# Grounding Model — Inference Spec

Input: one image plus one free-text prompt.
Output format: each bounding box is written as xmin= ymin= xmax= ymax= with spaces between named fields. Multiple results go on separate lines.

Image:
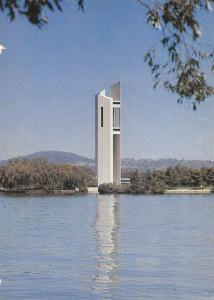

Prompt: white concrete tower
xmin=95 ymin=82 xmax=121 ymax=186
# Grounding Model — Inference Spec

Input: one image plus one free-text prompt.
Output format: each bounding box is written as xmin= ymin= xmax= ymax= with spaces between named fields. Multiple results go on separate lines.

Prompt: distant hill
xmin=0 ymin=151 xmax=94 ymax=168
xmin=1 ymin=151 xmax=214 ymax=171
xmin=122 ymin=158 xmax=214 ymax=170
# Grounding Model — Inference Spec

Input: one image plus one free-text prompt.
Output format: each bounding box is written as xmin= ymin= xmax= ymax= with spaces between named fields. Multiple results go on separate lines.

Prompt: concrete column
xmin=113 ymin=134 xmax=121 ymax=184
xmin=95 ymin=82 xmax=121 ymax=186
xmin=95 ymin=91 xmax=113 ymax=186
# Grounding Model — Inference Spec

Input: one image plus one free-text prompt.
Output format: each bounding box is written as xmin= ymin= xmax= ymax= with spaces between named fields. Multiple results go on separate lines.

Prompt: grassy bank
xmin=165 ymin=187 xmax=213 ymax=194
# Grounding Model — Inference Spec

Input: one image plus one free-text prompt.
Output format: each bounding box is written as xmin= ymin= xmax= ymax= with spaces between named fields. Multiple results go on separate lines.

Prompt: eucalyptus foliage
xmin=141 ymin=0 xmax=214 ymax=108
xmin=0 ymin=0 xmax=84 ymax=26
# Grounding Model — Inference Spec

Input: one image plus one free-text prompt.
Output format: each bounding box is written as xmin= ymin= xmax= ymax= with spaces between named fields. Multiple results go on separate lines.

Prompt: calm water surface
xmin=0 ymin=194 xmax=214 ymax=299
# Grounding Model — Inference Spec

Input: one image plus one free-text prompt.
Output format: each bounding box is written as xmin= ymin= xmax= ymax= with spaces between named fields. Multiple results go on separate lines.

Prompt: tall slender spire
xmin=95 ymin=82 xmax=121 ymax=186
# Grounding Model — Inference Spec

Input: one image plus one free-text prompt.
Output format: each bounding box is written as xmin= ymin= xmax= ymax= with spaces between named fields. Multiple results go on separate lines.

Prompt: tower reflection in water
xmin=92 ymin=194 xmax=121 ymax=295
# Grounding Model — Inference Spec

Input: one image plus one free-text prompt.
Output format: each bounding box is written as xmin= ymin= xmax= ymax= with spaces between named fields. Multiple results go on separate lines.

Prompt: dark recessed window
xmin=101 ymin=107 xmax=103 ymax=127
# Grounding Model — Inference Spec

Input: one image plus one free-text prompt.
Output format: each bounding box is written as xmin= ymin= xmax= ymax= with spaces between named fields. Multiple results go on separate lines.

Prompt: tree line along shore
xmin=0 ymin=158 xmax=214 ymax=195
xmin=99 ymin=167 xmax=214 ymax=194
xmin=0 ymin=158 xmax=94 ymax=194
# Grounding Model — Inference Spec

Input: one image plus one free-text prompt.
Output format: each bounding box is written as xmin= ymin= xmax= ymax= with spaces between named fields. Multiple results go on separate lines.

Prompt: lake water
xmin=0 ymin=194 xmax=214 ymax=299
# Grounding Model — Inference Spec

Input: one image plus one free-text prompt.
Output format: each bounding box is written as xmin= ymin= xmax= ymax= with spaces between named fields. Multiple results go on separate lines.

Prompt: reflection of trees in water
xmin=92 ymin=194 xmax=121 ymax=295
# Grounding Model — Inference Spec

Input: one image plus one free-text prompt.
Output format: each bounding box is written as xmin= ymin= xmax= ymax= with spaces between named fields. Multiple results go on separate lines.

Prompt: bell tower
xmin=95 ymin=82 xmax=121 ymax=186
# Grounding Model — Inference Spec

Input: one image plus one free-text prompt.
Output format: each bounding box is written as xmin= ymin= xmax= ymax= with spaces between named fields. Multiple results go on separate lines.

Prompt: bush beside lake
xmin=100 ymin=165 xmax=214 ymax=194
xmin=98 ymin=182 xmax=165 ymax=195
xmin=0 ymin=158 xmax=95 ymax=193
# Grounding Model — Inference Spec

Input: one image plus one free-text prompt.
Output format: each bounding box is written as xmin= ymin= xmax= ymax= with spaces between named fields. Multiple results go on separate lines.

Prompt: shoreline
xmin=165 ymin=188 xmax=213 ymax=194
xmin=97 ymin=187 xmax=213 ymax=195
xmin=0 ymin=189 xmax=81 ymax=196
xmin=0 ymin=187 xmax=213 ymax=196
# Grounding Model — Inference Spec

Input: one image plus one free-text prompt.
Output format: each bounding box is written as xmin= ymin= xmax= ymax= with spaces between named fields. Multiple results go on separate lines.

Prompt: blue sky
xmin=0 ymin=0 xmax=214 ymax=160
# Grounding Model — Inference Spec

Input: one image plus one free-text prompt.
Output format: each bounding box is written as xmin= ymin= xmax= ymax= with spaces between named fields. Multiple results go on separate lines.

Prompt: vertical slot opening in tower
xmin=101 ymin=107 xmax=103 ymax=127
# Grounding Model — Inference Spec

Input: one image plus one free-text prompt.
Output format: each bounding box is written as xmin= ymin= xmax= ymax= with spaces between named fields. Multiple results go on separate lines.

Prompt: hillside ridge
xmin=1 ymin=151 xmax=214 ymax=170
